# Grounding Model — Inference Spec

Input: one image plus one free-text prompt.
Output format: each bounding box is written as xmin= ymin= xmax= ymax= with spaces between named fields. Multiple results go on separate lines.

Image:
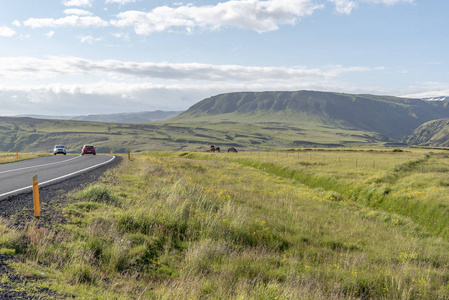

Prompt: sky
xmin=0 ymin=0 xmax=448 ymax=116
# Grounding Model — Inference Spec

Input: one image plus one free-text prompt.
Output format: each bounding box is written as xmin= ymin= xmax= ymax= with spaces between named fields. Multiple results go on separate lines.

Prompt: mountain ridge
xmin=173 ymin=90 xmax=449 ymax=140
xmin=16 ymin=110 xmax=183 ymax=123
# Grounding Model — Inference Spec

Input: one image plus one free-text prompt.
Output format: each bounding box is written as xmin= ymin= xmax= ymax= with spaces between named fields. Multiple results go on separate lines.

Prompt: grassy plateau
xmin=2 ymin=148 xmax=449 ymax=299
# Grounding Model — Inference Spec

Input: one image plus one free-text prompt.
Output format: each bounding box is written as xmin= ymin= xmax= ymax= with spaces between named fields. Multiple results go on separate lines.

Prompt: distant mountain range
xmin=16 ymin=110 xmax=183 ymax=123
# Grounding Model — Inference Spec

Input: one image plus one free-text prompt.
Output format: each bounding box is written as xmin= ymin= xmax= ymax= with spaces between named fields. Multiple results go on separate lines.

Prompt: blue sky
xmin=0 ymin=0 xmax=447 ymax=116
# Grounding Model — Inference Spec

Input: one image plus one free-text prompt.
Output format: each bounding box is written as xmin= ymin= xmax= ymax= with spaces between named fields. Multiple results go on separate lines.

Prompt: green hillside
xmin=173 ymin=90 xmax=449 ymax=139
xmin=2 ymin=90 xmax=449 ymax=152
xmin=405 ymin=118 xmax=449 ymax=147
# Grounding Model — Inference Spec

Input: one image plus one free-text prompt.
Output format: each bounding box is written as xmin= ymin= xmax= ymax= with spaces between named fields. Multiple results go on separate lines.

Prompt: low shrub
xmin=75 ymin=185 xmax=119 ymax=205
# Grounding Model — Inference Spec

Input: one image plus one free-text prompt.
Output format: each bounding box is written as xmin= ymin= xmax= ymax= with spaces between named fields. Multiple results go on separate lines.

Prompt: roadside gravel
xmin=0 ymin=155 xmax=122 ymax=299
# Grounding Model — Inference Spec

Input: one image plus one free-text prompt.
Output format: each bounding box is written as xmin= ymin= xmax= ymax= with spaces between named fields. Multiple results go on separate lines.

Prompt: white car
xmin=53 ymin=145 xmax=67 ymax=155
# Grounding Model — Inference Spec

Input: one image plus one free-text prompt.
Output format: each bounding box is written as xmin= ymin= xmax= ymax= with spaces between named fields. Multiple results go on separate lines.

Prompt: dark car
xmin=81 ymin=145 xmax=96 ymax=155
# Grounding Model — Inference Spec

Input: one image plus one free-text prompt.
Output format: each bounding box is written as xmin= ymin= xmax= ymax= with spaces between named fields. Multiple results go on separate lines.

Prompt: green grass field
xmin=0 ymin=116 xmax=389 ymax=153
xmin=0 ymin=152 xmax=48 ymax=164
xmin=2 ymin=148 xmax=449 ymax=298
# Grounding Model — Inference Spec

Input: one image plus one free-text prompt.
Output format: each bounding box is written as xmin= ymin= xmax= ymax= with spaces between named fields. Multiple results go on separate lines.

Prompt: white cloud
xmin=402 ymin=82 xmax=449 ymax=98
xmin=108 ymin=0 xmax=415 ymax=34
xmin=329 ymin=0 xmax=413 ymax=14
xmin=79 ymin=35 xmax=102 ymax=43
xmin=403 ymin=91 xmax=449 ymax=99
xmin=0 ymin=81 xmax=327 ymax=115
xmin=0 ymin=56 xmax=381 ymax=83
xmin=329 ymin=0 xmax=358 ymax=14
xmin=64 ymin=0 xmax=93 ymax=7
xmin=64 ymin=9 xmax=93 ymax=16
xmin=12 ymin=20 xmax=21 ymax=27
xmin=0 ymin=26 xmax=16 ymax=37
xmin=17 ymin=0 xmax=415 ymax=34
xmin=1 ymin=55 xmax=443 ymax=116
xmin=0 ymin=83 xmax=209 ymax=115
xmin=2 ymin=78 xmax=445 ymax=116
xmin=45 ymin=31 xmax=55 ymax=38
xmin=23 ymin=16 xmax=108 ymax=28
xmin=362 ymin=0 xmax=413 ymax=5
xmin=111 ymin=0 xmax=324 ymax=34
xmin=111 ymin=32 xmax=129 ymax=39
xmin=105 ymin=0 xmax=137 ymax=4
xmin=0 ymin=55 xmax=396 ymax=115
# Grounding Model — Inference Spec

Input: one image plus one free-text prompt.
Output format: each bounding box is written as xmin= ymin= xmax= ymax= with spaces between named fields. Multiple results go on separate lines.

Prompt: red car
xmin=81 ymin=145 xmax=96 ymax=155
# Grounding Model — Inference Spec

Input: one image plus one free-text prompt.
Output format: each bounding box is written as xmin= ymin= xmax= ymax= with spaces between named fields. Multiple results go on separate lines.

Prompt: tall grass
xmin=2 ymin=150 xmax=449 ymax=298
xmin=178 ymin=149 xmax=449 ymax=239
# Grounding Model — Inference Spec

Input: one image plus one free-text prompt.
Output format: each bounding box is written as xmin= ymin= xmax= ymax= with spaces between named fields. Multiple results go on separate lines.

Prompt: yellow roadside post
xmin=109 ymin=150 xmax=112 ymax=155
xmin=16 ymin=151 xmax=18 ymax=159
xmin=32 ymin=174 xmax=40 ymax=217
xmin=128 ymin=151 xmax=131 ymax=160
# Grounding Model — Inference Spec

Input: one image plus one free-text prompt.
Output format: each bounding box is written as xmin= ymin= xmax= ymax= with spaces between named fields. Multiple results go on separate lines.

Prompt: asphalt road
xmin=0 ymin=154 xmax=115 ymax=200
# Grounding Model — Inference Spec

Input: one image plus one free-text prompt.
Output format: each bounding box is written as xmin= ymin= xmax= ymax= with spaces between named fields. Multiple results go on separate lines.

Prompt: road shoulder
xmin=0 ymin=156 xmax=122 ymax=299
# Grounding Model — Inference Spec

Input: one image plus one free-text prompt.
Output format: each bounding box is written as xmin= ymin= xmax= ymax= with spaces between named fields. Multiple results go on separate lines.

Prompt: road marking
xmin=0 ymin=156 xmax=115 ymax=200
xmin=0 ymin=155 xmax=81 ymax=175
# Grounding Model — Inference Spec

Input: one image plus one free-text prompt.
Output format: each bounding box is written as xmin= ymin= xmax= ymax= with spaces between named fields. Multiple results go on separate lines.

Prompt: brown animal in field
xmin=215 ymin=147 xmax=220 ymax=153
xmin=228 ymin=147 xmax=237 ymax=153
xmin=210 ymin=145 xmax=216 ymax=152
